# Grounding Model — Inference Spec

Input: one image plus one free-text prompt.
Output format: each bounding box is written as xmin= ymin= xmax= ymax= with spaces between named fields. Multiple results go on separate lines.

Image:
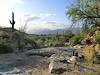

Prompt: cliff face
xmin=0 ymin=27 xmax=37 ymax=53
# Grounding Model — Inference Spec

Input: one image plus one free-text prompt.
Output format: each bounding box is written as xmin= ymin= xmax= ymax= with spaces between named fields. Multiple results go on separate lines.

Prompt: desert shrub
xmin=94 ymin=54 xmax=100 ymax=64
xmin=36 ymin=39 xmax=45 ymax=48
xmin=65 ymin=36 xmax=72 ymax=42
xmin=85 ymin=71 xmax=95 ymax=75
xmin=93 ymin=31 xmax=100 ymax=53
xmin=0 ymin=43 xmax=13 ymax=53
xmin=83 ymin=45 xmax=96 ymax=66
xmin=93 ymin=31 xmax=100 ymax=44
xmin=69 ymin=35 xmax=82 ymax=46
xmin=95 ymin=44 xmax=100 ymax=53
xmin=33 ymin=35 xmax=40 ymax=41
xmin=25 ymin=38 xmax=38 ymax=49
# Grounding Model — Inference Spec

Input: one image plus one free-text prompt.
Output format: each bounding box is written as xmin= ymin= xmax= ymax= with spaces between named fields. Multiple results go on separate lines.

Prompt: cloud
xmin=21 ymin=14 xmax=41 ymax=24
xmin=39 ymin=13 xmax=56 ymax=19
xmin=43 ymin=21 xmax=68 ymax=29
xmin=24 ymin=13 xmax=56 ymax=19
xmin=44 ymin=13 xmax=56 ymax=17
xmin=26 ymin=20 xmax=70 ymax=33
xmin=0 ymin=3 xmax=11 ymax=27
xmin=19 ymin=13 xmax=56 ymax=27
xmin=12 ymin=0 xmax=24 ymax=4
xmin=46 ymin=21 xmax=57 ymax=25
xmin=25 ymin=16 xmax=41 ymax=22
xmin=15 ymin=14 xmax=42 ymax=30
xmin=6 ymin=0 xmax=25 ymax=5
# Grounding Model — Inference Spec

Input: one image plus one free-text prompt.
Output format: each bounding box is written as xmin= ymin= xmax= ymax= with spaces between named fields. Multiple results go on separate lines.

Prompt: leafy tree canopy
xmin=67 ymin=0 xmax=100 ymax=31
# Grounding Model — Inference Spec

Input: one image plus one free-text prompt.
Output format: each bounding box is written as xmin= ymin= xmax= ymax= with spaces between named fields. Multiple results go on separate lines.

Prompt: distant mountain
xmin=30 ymin=27 xmax=81 ymax=35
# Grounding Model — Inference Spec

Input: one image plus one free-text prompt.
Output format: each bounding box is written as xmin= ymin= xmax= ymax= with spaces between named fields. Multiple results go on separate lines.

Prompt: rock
xmin=0 ymin=67 xmax=24 ymax=75
xmin=7 ymin=67 xmax=21 ymax=74
xmin=0 ymin=68 xmax=35 ymax=75
xmin=24 ymin=43 xmax=33 ymax=50
xmin=73 ymin=45 xmax=83 ymax=49
xmin=0 ymin=31 xmax=9 ymax=38
xmin=25 ymin=69 xmax=33 ymax=75
xmin=49 ymin=60 xmax=67 ymax=74
xmin=49 ymin=52 xmax=69 ymax=75
xmin=25 ymin=49 xmax=55 ymax=57
xmin=64 ymin=42 xmax=70 ymax=46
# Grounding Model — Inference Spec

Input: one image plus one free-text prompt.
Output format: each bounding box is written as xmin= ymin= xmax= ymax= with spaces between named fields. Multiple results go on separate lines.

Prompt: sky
xmin=0 ymin=0 xmax=74 ymax=33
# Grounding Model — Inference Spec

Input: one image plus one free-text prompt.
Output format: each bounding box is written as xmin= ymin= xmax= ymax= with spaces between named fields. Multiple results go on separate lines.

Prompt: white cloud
xmin=39 ymin=13 xmax=56 ymax=19
xmin=4 ymin=0 xmax=25 ymax=5
xmin=26 ymin=20 xmax=70 ymax=33
xmin=16 ymin=13 xmax=56 ymax=27
xmin=11 ymin=0 xmax=24 ymax=4
xmin=22 ymin=13 xmax=56 ymax=21
xmin=24 ymin=15 xmax=41 ymax=21
xmin=14 ymin=14 xmax=41 ymax=32
xmin=0 ymin=3 xmax=12 ymax=27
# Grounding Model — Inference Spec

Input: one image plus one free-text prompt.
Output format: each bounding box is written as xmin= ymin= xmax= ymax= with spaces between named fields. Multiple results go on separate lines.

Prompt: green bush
xmin=93 ymin=31 xmax=100 ymax=44
xmin=69 ymin=35 xmax=82 ymax=46
xmin=0 ymin=44 xmax=13 ymax=53
xmin=86 ymin=71 xmax=95 ymax=75
xmin=94 ymin=54 xmax=100 ymax=64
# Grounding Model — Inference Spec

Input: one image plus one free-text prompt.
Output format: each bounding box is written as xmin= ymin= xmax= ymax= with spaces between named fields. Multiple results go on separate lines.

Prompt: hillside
xmin=0 ymin=27 xmax=37 ymax=53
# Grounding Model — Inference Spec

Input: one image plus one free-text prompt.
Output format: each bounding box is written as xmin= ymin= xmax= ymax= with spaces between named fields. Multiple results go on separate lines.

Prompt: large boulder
xmin=49 ymin=52 xmax=69 ymax=75
xmin=49 ymin=60 xmax=67 ymax=74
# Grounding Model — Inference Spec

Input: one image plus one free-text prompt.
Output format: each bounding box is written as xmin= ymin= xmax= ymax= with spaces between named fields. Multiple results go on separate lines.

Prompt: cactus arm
xmin=9 ymin=20 xmax=12 ymax=24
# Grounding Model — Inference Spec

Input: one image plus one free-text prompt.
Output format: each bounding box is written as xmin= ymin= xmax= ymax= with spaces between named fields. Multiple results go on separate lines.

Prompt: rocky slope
xmin=0 ymin=27 xmax=37 ymax=53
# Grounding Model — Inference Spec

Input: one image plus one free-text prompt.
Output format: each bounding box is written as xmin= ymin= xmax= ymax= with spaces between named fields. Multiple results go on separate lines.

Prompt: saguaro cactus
xmin=9 ymin=12 xmax=15 ymax=32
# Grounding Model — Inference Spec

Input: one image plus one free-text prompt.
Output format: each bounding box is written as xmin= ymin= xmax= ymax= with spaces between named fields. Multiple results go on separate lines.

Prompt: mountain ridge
xmin=29 ymin=27 xmax=81 ymax=35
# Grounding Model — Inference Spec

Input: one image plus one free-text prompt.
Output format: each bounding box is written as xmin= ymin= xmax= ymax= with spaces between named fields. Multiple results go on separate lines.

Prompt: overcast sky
xmin=0 ymin=0 xmax=74 ymax=33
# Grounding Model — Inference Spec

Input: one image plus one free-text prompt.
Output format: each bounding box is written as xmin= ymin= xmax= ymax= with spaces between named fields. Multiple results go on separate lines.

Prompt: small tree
xmin=66 ymin=0 xmax=100 ymax=32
